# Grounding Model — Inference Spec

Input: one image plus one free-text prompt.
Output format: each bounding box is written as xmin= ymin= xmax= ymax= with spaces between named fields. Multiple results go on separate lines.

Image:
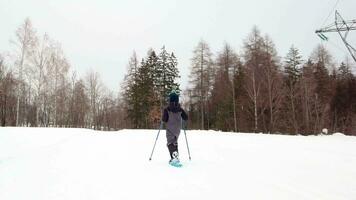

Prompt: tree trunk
xmin=290 ymin=89 xmax=298 ymax=134
xmin=200 ymin=47 xmax=204 ymax=130
xmin=253 ymin=71 xmax=258 ymax=132
xmin=16 ymin=46 xmax=26 ymax=126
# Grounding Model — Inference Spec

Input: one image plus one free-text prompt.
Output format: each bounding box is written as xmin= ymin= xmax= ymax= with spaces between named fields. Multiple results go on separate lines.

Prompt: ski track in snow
xmin=1 ymin=127 xmax=356 ymax=200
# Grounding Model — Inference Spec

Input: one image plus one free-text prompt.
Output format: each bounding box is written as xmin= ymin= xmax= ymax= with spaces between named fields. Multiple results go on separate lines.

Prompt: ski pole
xmin=183 ymin=121 xmax=191 ymax=160
xmin=149 ymin=121 xmax=163 ymax=161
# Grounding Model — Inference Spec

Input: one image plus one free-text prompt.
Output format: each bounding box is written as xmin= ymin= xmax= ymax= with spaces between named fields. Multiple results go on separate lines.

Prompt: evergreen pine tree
xmin=285 ymin=45 xmax=302 ymax=86
xmin=283 ymin=45 xmax=303 ymax=134
xmin=156 ymin=46 xmax=180 ymax=108
xmin=137 ymin=51 xmax=157 ymax=128
xmin=166 ymin=52 xmax=180 ymax=95
xmin=123 ymin=52 xmax=141 ymax=128
xmin=331 ymin=61 xmax=356 ymax=133
xmin=338 ymin=62 xmax=352 ymax=80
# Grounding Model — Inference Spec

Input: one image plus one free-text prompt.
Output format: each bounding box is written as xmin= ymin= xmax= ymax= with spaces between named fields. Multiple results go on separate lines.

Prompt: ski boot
xmin=169 ymin=151 xmax=182 ymax=167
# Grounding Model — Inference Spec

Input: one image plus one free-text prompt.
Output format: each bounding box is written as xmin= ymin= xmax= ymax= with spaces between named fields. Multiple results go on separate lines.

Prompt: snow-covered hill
xmin=1 ymin=127 xmax=356 ymax=200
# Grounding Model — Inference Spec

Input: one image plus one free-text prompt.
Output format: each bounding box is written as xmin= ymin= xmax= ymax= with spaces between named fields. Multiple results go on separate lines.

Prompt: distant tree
xmin=311 ymin=45 xmax=333 ymax=133
xmin=211 ymin=43 xmax=240 ymax=131
xmin=68 ymin=71 xmax=77 ymax=127
xmin=166 ymin=52 xmax=180 ymax=93
xmin=156 ymin=46 xmax=180 ymax=109
xmin=311 ymin=44 xmax=333 ymax=72
xmin=137 ymin=51 xmax=158 ymax=128
xmin=122 ymin=51 xmax=139 ymax=92
xmin=189 ymin=39 xmax=214 ymax=129
xmin=116 ymin=97 xmax=129 ymax=129
xmin=243 ymin=26 xmax=265 ymax=132
xmin=0 ymin=56 xmax=17 ymax=126
xmin=122 ymin=51 xmax=139 ymax=128
xmin=299 ymin=59 xmax=316 ymax=134
xmin=331 ymin=61 xmax=356 ymax=134
xmin=285 ymin=45 xmax=302 ymax=83
xmin=260 ymin=35 xmax=283 ymax=133
xmin=85 ymin=69 xmax=102 ymax=129
xmin=30 ymin=33 xmax=51 ymax=126
xmin=233 ymin=64 xmax=247 ymax=132
xmin=97 ymin=87 xmax=116 ymax=130
xmin=296 ymin=45 xmax=334 ymax=135
xmin=12 ymin=18 xmax=37 ymax=126
xmin=125 ymin=50 xmax=158 ymax=128
xmin=283 ymin=45 xmax=303 ymax=134
xmin=337 ymin=62 xmax=353 ymax=80
xmin=71 ymin=78 xmax=88 ymax=127
xmin=45 ymin=43 xmax=70 ymax=127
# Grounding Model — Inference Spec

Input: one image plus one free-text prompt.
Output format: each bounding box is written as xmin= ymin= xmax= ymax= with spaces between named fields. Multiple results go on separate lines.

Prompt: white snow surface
xmin=1 ymin=127 xmax=356 ymax=200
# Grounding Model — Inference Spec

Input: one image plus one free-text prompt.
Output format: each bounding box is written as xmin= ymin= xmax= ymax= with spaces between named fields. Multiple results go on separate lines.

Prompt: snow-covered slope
xmin=1 ymin=127 xmax=356 ymax=200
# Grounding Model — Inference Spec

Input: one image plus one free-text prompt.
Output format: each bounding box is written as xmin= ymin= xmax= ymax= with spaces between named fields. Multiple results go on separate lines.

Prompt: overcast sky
xmin=0 ymin=0 xmax=355 ymax=91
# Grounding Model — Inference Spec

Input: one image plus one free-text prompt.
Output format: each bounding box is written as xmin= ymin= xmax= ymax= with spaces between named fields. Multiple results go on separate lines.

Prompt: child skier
xmin=162 ymin=90 xmax=188 ymax=167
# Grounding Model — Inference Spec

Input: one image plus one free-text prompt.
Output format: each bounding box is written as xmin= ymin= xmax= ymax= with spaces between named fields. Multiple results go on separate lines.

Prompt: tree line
xmin=1 ymin=19 xmax=356 ymax=135
xmin=0 ymin=18 xmax=126 ymax=130
xmin=184 ymin=27 xmax=356 ymax=135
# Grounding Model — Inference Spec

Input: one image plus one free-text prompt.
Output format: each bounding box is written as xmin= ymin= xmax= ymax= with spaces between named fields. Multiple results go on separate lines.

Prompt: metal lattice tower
xmin=315 ymin=11 xmax=356 ymax=63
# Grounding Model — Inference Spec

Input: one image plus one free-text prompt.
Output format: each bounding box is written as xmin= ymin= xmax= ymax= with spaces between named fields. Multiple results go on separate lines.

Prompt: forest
xmin=1 ymin=18 xmax=356 ymax=135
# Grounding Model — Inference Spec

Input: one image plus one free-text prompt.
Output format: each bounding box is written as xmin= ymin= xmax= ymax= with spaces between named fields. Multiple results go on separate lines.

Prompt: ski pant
xmin=166 ymin=129 xmax=180 ymax=146
xmin=166 ymin=130 xmax=180 ymax=158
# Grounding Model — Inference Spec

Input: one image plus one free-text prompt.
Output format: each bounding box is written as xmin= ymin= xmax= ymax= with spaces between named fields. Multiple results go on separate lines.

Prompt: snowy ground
xmin=1 ymin=128 xmax=356 ymax=200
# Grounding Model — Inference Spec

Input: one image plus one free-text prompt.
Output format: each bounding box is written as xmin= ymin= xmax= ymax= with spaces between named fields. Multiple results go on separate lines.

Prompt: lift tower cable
xmin=315 ymin=11 xmax=356 ymax=64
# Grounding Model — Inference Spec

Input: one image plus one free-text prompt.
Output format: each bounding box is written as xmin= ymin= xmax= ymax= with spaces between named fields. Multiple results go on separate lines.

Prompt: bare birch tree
xmin=30 ymin=33 xmax=52 ymax=126
xmin=12 ymin=18 xmax=37 ymax=126
xmin=243 ymin=27 xmax=265 ymax=132
xmin=261 ymin=35 xmax=283 ymax=133
xmin=86 ymin=69 xmax=102 ymax=129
